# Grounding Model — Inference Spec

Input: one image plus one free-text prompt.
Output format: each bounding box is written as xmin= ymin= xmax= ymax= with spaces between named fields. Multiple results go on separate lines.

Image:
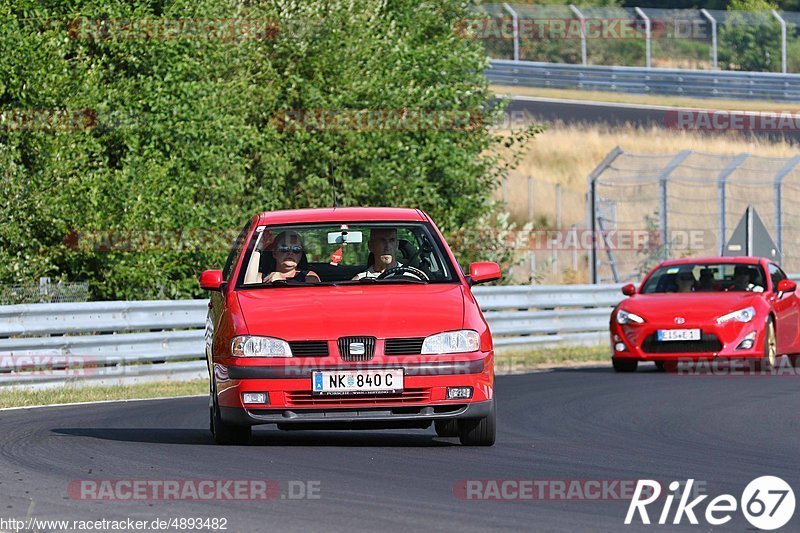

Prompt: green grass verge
xmin=0 ymin=379 xmax=207 ymax=409
xmin=495 ymin=344 xmax=609 ymax=373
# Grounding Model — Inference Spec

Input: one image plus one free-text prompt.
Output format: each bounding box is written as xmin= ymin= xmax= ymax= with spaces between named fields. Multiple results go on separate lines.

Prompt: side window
xmin=769 ymin=264 xmax=787 ymax=291
xmin=222 ymin=220 xmax=251 ymax=281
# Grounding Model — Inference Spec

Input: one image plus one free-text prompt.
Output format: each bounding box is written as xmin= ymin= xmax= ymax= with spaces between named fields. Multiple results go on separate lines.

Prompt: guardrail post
xmin=700 ymin=9 xmax=718 ymax=70
xmin=502 ymin=3 xmax=520 ymax=62
xmin=635 ymin=7 xmax=651 ymax=68
xmin=773 ymin=155 xmax=800 ymax=254
xmin=657 ymin=150 xmax=693 ymax=259
xmin=569 ymin=4 xmax=587 ymax=66
xmin=586 ymin=146 xmax=624 ymax=284
xmin=772 ymin=10 xmax=787 ymax=74
xmin=716 ymin=153 xmax=749 ymax=255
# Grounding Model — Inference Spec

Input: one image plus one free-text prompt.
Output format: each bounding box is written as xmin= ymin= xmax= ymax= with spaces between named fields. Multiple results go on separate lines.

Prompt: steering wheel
xmin=376 ymin=265 xmax=430 ymax=281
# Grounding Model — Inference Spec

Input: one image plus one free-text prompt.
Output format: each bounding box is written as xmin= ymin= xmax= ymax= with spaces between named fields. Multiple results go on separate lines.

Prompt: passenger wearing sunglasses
xmin=244 ymin=230 xmax=320 ymax=284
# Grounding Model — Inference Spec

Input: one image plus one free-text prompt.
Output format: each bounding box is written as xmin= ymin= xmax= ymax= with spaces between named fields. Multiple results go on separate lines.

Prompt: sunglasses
xmin=276 ymin=244 xmax=303 ymax=253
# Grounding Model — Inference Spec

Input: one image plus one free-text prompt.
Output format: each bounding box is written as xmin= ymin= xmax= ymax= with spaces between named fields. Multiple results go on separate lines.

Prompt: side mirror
xmin=621 ymin=283 xmax=636 ymax=296
xmin=468 ymin=262 xmax=501 ymax=285
xmin=777 ymin=279 xmax=796 ymax=294
xmin=199 ymin=270 xmax=224 ymax=291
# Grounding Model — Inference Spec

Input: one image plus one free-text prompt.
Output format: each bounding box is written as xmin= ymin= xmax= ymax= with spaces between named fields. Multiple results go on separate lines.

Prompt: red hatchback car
xmin=199 ymin=207 xmax=500 ymax=445
xmin=610 ymin=256 xmax=800 ymax=372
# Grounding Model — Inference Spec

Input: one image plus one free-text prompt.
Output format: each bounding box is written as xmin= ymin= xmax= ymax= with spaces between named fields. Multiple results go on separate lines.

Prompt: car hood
xmin=236 ymin=284 xmax=465 ymax=339
xmin=620 ymin=292 xmax=763 ymax=322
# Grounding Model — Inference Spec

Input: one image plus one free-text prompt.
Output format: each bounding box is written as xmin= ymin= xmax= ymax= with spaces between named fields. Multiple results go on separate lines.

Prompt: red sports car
xmin=610 ymin=256 xmax=800 ymax=372
xmin=199 ymin=207 xmax=500 ymax=445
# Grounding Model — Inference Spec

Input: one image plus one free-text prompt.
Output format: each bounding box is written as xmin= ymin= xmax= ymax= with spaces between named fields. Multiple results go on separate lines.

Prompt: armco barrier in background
xmin=486 ymin=60 xmax=800 ymax=103
xmin=0 ymin=284 xmax=625 ymax=389
xmin=3 ymin=278 xmax=798 ymax=388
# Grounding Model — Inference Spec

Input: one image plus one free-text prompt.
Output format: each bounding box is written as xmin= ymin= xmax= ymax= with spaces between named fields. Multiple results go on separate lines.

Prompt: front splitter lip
xmin=613 ymin=352 xmax=763 ymax=361
xmin=220 ymin=399 xmax=494 ymax=426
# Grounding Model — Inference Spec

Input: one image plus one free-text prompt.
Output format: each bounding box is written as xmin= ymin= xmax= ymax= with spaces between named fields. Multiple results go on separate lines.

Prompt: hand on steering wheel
xmin=376 ymin=265 xmax=430 ymax=281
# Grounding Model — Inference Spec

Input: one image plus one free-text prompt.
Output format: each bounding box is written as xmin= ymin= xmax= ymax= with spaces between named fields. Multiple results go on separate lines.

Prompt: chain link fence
xmin=0 ymin=278 xmax=90 ymax=305
xmin=471 ymin=4 xmax=800 ymax=73
xmin=589 ymin=148 xmax=800 ymax=283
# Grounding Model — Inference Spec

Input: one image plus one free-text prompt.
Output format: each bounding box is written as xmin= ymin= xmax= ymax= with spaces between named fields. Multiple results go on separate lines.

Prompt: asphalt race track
xmin=503 ymin=95 xmax=800 ymax=143
xmin=1 ymin=368 xmax=798 ymax=532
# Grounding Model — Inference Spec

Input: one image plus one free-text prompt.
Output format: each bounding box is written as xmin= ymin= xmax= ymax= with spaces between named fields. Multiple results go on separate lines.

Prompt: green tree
xmin=719 ymin=0 xmax=788 ymax=72
xmin=0 ymin=0 xmax=538 ymax=300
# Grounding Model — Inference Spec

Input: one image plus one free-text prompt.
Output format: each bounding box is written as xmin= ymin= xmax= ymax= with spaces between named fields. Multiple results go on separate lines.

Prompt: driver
xmin=353 ymin=228 xmax=403 ymax=280
xmin=729 ymin=265 xmax=764 ymax=293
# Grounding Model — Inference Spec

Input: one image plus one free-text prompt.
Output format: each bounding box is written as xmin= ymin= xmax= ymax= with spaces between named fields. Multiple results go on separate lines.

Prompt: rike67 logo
xmin=626 ymin=477 xmax=795 ymax=530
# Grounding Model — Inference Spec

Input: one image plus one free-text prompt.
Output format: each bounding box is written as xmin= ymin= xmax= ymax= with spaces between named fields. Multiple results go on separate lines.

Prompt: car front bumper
xmin=213 ymin=352 xmax=494 ymax=427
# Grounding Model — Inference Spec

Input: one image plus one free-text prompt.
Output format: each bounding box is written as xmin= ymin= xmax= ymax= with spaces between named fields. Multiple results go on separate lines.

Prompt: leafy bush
xmin=0 ymin=0 xmax=538 ymax=300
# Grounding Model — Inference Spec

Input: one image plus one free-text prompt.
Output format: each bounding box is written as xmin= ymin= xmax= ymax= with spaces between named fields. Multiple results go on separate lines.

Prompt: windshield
xmin=641 ymin=263 xmax=767 ymax=294
xmin=236 ymin=222 xmax=457 ymax=287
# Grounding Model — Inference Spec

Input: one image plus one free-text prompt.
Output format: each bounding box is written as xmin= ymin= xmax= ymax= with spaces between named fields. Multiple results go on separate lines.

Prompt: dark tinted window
xmin=642 ymin=263 xmax=766 ymax=293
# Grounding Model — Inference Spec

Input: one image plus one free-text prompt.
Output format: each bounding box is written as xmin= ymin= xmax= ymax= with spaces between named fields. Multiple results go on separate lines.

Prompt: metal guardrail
xmin=0 ymin=285 xmax=625 ymax=389
xmin=487 ymin=59 xmax=800 ymax=102
xmin=5 ymin=277 xmax=799 ymax=388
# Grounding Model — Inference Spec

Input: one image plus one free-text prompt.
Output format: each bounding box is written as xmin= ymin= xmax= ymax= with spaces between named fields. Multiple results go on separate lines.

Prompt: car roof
xmin=657 ymin=256 xmax=767 ymax=267
xmin=255 ymin=207 xmax=427 ymax=225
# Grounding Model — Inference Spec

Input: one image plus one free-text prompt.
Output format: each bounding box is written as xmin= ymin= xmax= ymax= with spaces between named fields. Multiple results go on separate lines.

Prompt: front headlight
xmin=421 ymin=330 xmax=480 ymax=354
xmin=716 ymin=306 xmax=756 ymax=324
xmin=231 ymin=336 xmax=292 ymax=357
xmin=616 ymin=309 xmax=645 ymax=325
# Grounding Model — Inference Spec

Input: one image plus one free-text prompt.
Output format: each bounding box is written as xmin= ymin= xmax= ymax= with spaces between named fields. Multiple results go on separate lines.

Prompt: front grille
xmin=285 ymin=388 xmax=431 ymax=407
xmin=288 ymin=341 xmax=329 ymax=357
xmin=385 ymin=337 xmax=425 ymax=355
xmin=338 ymin=336 xmax=376 ymax=361
xmin=641 ymin=333 xmax=723 ymax=354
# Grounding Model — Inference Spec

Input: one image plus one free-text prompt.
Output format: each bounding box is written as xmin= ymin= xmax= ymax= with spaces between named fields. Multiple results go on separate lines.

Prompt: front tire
xmin=210 ymin=382 xmax=251 ymax=445
xmin=758 ymin=319 xmax=777 ymax=370
xmin=612 ymin=358 xmax=638 ymax=373
xmin=434 ymin=419 xmax=459 ymax=438
xmin=458 ymin=400 xmax=496 ymax=446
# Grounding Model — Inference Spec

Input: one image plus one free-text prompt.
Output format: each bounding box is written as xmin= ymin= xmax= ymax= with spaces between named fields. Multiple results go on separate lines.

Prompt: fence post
xmin=635 ymin=7 xmax=651 ymax=68
xmin=716 ymin=153 xmax=749 ymax=255
xmin=502 ymin=3 xmax=520 ymax=62
xmin=569 ymin=4 xmax=588 ymax=66
xmin=556 ymin=184 xmax=562 ymax=229
xmin=528 ymin=176 xmax=534 ymax=222
xmin=586 ymin=146 xmax=624 ymax=284
xmin=657 ymin=151 xmax=693 ymax=259
xmin=700 ymin=9 xmax=718 ymax=69
xmin=772 ymin=10 xmax=787 ymax=74
xmin=773 ymin=155 xmax=800 ymax=255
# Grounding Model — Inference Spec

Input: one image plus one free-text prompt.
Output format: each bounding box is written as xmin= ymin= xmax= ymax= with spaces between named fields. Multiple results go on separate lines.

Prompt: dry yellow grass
xmin=497 ymin=123 xmax=799 ymax=230
xmin=492 ymin=123 xmax=798 ymax=284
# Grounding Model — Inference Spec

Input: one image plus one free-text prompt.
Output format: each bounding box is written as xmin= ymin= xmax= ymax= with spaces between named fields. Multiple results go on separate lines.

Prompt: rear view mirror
xmin=328 ymin=231 xmax=363 ymax=244
xmin=468 ymin=262 xmax=501 ymax=285
xmin=777 ymin=279 xmax=796 ymax=294
xmin=199 ymin=270 xmax=224 ymax=291
xmin=621 ymin=283 xmax=636 ymax=296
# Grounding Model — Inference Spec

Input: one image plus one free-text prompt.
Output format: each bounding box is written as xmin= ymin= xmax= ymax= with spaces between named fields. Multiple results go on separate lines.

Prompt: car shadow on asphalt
xmin=51 ymin=427 xmax=457 ymax=447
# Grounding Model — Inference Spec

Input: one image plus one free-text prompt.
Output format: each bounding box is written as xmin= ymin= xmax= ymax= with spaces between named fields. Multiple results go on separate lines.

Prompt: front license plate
xmin=657 ymin=329 xmax=701 ymax=341
xmin=312 ymin=369 xmax=404 ymax=395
